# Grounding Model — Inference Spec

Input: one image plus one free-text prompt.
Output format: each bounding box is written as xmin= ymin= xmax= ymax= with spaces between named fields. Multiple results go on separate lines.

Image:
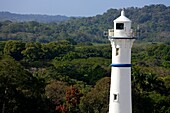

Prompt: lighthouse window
xmin=113 ymin=94 xmax=119 ymax=101
xmin=116 ymin=23 xmax=124 ymax=30
xmin=116 ymin=48 xmax=119 ymax=56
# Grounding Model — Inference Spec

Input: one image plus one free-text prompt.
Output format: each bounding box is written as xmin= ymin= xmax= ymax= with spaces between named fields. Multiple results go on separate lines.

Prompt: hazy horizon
xmin=0 ymin=0 xmax=170 ymax=17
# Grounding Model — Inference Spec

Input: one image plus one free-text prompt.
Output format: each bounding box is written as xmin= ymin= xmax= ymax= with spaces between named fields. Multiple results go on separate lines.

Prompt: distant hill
xmin=0 ymin=12 xmax=70 ymax=23
xmin=0 ymin=4 xmax=170 ymax=43
xmin=63 ymin=4 xmax=170 ymax=42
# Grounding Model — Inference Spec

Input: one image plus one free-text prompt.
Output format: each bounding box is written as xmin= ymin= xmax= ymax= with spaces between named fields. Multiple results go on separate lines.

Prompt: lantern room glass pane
xmin=116 ymin=23 xmax=124 ymax=30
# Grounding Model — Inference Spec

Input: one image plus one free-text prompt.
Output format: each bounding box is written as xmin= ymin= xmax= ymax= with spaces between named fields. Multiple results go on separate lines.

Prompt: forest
xmin=0 ymin=4 xmax=170 ymax=43
xmin=0 ymin=4 xmax=170 ymax=113
xmin=0 ymin=11 xmax=70 ymax=23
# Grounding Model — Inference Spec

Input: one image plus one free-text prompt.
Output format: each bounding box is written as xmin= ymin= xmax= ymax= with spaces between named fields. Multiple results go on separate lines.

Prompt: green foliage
xmin=4 ymin=40 xmax=25 ymax=60
xmin=44 ymin=40 xmax=74 ymax=59
xmin=0 ymin=38 xmax=170 ymax=112
xmin=164 ymin=76 xmax=170 ymax=90
xmin=0 ymin=56 xmax=55 ymax=113
xmin=132 ymin=43 xmax=170 ymax=69
xmin=80 ymin=77 xmax=110 ymax=113
xmin=52 ymin=58 xmax=110 ymax=85
xmin=149 ymin=93 xmax=170 ymax=113
xmin=22 ymin=42 xmax=43 ymax=62
xmin=0 ymin=12 xmax=69 ymax=23
xmin=132 ymin=66 xmax=168 ymax=94
xmin=0 ymin=4 xmax=170 ymax=43
xmin=132 ymin=66 xmax=170 ymax=113
xmin=45 ymin=81 xmax=68 ymax=102
xmin=132 ymin=92 xmax=170 ymax=113
xmin=0 ymin=41 xmax=5 ymax=55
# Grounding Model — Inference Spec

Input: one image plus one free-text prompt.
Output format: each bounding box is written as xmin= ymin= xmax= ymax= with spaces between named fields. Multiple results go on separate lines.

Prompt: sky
xmin=0 ymin=0 xmax=170 ymax=17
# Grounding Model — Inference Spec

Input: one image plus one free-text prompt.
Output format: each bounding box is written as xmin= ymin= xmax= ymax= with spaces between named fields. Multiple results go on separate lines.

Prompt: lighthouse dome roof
xmin=114 ymin=10 xmax=131 ymax=22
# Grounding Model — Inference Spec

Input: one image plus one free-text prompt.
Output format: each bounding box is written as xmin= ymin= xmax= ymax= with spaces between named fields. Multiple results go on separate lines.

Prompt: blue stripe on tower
xmin=111 ymin=64 xmax=132 ymax=67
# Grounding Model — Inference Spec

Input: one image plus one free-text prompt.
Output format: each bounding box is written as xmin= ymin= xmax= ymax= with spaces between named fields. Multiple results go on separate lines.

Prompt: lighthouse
xmin=108 ymin=9 xmax=135 ymax=113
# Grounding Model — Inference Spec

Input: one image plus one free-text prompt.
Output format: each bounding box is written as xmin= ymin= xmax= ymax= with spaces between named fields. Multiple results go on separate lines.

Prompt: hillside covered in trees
xmin=0 ymin=4 xmax=170 ymax=43
xmin=0 ymin=4 xmax=170 ymax=113
xmin=0 ymin=11 xmax=70 ymax=23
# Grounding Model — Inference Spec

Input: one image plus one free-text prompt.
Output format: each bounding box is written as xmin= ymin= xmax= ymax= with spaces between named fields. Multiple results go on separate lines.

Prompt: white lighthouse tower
xmin=108 ymin=9 xmax=135 ymax=113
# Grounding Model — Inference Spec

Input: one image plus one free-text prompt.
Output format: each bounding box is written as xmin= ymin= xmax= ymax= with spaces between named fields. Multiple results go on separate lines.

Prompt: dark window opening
xmin=116 ymin=48 xmax=119 ymax=56
xmin=116 ymin=23 xmax=124 ymax=30
xmin=113 ymin=94 xmax=118 ymax=101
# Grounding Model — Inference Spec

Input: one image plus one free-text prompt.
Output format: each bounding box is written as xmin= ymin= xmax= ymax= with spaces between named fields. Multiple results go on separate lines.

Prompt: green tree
xmin=42 ymin=41 xmax=74 ymax=60
xmin=45 ymin=81 xmax=67 ymax=102
xmin=0 ymin=56 xmax=31 ymax=113
xmin=0 ymin=56 xmax=55 ymax=113
xmin=22 ymin=42 xmax=43 ymax=62
xmin=0 ymin=42 xmax=5 ymax=56
xmin=4 ymin=40 xmax=25 ymax=60
xmin=80 ymin=77 xmax=110 ymax=113
xmin=132 ymin=66 xmax=170 ymax=113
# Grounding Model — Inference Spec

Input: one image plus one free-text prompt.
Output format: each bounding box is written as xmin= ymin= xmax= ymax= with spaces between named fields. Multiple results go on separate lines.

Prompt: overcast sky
xmin=0 ymin=0 xmax=169 ymax=16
